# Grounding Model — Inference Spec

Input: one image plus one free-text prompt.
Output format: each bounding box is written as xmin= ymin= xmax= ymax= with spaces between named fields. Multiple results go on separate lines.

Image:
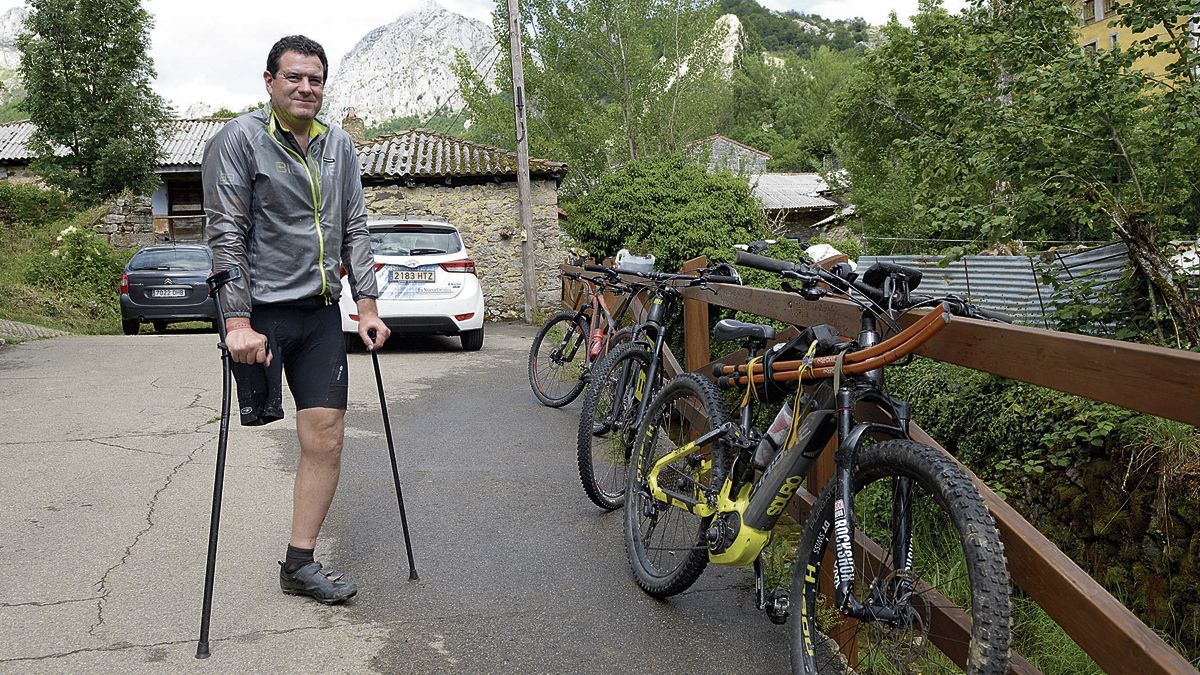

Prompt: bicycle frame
xmin=605 ymin=288 xmax=677 ymax=447
xmin=551 ymin=274 xmax=639 ymax=374
xmin=576 ymin=276 xmax=639 ymax=364
xmin=642 ymin=309 xmax=920 ymax=620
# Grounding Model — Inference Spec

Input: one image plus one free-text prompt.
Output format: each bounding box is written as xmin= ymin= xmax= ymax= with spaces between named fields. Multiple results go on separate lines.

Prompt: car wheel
xmin=460 ymin=327 xmax=484 ymax=351
xmin=122 ymin=319 xmax=139 ymax=336
xmin=153 ymin=320 xmax=167 ymax=333
xmin=211 ymin=319 xmax=220 ymax=334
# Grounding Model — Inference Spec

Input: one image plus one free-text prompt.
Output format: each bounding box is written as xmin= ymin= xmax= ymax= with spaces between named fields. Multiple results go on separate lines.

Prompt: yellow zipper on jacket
xmin=269 ymin=111 xmax=328 ymax=299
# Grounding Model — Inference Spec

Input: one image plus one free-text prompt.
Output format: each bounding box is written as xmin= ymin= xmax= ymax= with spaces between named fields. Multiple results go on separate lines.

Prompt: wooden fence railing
xmin=560 ymin=257 xmax=1200 ymax=674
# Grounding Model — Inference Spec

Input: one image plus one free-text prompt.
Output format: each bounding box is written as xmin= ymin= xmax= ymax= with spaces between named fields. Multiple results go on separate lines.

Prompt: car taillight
xmin=349 ymin=314 xmax=359 ymax=322
xmin=119 ymin=273 xmax=129 ymax=294
xmin=455 ymin=312 xmax=475 ymax=321
xmin=440 ymin=259 xmax=476 ymax=275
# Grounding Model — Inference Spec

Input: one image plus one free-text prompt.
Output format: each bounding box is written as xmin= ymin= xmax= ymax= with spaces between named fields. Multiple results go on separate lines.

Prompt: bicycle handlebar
xmin=733 ymin=251 xmax=799 ymax=274
xmin=736 ymin=251 xmax=1014 ymax=322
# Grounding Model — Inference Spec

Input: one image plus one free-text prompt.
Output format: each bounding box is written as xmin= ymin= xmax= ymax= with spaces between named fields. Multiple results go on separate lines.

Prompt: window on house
xmin=1082 ymin=40 xmax=1099 ymax=56
xmin=167 ymin=178 xmax=204 ymax=215
xmin=1110 ymin=32 xmax=1119 ymax=48
xmin=1093 ymin=0 xmax=1103 ymax=22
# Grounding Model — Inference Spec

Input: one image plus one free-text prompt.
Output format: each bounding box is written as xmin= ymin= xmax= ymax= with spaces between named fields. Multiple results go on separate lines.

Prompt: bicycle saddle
xmin=714 ymin=319 xmax=776 ymax=343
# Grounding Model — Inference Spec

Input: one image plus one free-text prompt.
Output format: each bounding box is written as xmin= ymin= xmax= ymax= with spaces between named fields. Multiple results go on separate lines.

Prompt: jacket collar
xmin=264 ymin=104 xmax=329 ymax=145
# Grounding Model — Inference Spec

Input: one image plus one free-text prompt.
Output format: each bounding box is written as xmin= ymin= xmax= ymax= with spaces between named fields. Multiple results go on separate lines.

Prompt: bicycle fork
xmin=829 ymin=386 xmax=915 ymax=625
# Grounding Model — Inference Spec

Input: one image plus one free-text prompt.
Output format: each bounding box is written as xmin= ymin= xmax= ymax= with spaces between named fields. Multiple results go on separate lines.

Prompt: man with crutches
xmin=200 ymin=35 xmax=389 ymax=615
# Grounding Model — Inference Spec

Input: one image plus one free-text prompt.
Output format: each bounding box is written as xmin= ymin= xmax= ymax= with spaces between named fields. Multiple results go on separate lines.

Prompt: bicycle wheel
xmin=625 ymin=373 xmax=729 ymax=597
xmin=577 ymin=342 xmax=653 ymax=510
xmin=528 ymin=311 xmax=589 ymax=407
xmin=791 ymin=439 xmax=1011 ymax=675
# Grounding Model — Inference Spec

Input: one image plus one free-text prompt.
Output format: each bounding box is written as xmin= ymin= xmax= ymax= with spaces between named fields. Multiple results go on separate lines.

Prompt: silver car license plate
xmin=391 ymin=270 xmax=435 ymax=282
xmin=151 ymin=288 xmax=187 ymax=298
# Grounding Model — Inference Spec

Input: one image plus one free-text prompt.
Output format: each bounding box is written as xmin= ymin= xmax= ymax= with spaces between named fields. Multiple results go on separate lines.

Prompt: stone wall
xmin=0 ymin=165 xmax=43 ymax=185
xmin=363 ymin=179 xmax=563 ymax=320
xmin=90 ymin=194 xmax=156 ymax=249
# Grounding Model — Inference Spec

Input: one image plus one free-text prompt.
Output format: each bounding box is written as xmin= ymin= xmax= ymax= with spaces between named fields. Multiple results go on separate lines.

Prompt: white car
xmin=339 ymin=217 xmax=485 ymax=351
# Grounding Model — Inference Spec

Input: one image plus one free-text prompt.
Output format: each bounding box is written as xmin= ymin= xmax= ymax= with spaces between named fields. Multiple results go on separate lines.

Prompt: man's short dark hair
xmin=267 ymin=35 xmax=329 ymax=80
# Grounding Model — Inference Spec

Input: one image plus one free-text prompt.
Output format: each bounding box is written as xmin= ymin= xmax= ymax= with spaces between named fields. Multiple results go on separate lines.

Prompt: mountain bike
xmin=528 ymin=264 xmax=643 ymax=407
xmin=577 ymin=264 xmax=742 ymax=510
xmin=624 ymin=251 xmax=1014 ymax=674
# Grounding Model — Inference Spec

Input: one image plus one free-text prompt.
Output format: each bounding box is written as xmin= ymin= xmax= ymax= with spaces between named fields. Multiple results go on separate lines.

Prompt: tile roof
xmin=0 ymin=118 xmax=228 ymax=166
xmin=358 ymin=128 xmax=567 ymax=180
xmin=159 ymin=118 xmax=227 ymax=166
xmin=753 ymin=172 xmax=839 ymax=211
xmin=0 ymin=121 xmax=36 ymax=162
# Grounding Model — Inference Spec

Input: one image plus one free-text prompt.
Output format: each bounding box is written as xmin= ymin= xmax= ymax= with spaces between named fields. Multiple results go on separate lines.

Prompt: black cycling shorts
xmin=231 ymin=299 xmax=348 ymax=426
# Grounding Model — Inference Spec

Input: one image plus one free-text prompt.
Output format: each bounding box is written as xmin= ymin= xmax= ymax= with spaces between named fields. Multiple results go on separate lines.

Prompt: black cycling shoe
xmin=279 ymin=561 xmax=358 ymax=604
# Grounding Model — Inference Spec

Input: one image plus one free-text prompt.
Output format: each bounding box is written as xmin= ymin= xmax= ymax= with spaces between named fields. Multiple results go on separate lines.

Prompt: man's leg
xmin=291 ymin=406 xmax=346 ymax=548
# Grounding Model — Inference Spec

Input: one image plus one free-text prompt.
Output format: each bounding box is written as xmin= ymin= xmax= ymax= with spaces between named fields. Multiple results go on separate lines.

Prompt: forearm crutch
xmin=368 ymin=328 xmax=419 ymax=582
xmin=195 ymin=267 xmax=240 ymax=659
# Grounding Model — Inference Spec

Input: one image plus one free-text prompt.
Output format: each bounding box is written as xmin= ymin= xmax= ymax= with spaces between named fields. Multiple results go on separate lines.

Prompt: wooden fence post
xmin=680 ymin=256 xmax=710 ymax=373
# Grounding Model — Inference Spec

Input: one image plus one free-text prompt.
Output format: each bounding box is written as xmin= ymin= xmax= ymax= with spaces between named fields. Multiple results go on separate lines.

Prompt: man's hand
xmin=356 ymin=298 xmax=390 ymax=351
xmin=224 ymin=318 xmax=272 ymax=365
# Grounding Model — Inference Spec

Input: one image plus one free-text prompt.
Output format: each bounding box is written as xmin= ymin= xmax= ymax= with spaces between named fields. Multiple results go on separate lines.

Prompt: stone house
xmin=686 ymin=133 xmax=839 ymax=239
xmin=0 ymin=118 xmax=221 ymax=243
xmin=356 ymin=128 xmax=567 ymax=320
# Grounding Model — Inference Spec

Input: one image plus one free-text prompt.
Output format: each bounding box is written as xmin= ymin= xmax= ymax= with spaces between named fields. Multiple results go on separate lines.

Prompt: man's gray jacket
xmin=202 ymin=105 xmax=378 ymax=318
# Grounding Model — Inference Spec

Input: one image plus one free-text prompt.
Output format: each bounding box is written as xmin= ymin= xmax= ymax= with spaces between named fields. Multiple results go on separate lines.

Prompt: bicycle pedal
xmin=766 ymin=589 xmax=790 ymax=625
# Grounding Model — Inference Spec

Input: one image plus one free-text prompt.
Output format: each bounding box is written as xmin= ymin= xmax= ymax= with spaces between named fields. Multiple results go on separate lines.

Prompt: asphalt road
xmin=0 ymin=322 xmax=792 ymax=673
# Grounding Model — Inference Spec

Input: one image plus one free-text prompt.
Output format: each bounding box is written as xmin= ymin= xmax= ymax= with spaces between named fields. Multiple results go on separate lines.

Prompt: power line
xmin=437 ymin=44 xmax=505 ymax=135
xmin=416 ymin=42 xmax=501 ymax=133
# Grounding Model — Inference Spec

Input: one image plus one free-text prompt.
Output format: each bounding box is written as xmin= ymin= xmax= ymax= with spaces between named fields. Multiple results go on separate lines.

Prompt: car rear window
xmin=369 ymin=227 xmax=463 ymax=256
xmin=129 ymin=248 xmax=211 ymax=271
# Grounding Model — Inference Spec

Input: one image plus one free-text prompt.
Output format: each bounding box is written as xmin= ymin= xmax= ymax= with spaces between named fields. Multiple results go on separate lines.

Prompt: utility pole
xmin=507 ymin=0 xmax=536 ymax=324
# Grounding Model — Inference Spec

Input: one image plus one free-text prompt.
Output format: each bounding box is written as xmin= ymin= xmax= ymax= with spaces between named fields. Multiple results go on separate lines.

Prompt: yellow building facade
xmin=1074 ymin=0 xmax=1197 ymax=76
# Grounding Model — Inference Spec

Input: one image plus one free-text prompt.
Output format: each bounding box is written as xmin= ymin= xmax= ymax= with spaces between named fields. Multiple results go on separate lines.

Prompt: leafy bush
xmin=887 ymin=357 xmax=1179 ymax=495
xmin=0 ymin=182 xmax=73 ymax=228
xmin=21 ymin=215 xmax=130 ymax=324
xmin=566 ymin=154 xmax=769 ymax=272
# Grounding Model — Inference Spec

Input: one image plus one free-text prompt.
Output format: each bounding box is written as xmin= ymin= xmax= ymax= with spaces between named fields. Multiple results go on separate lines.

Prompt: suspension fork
xmin=830 ymin=385 xmax=911 ymax=623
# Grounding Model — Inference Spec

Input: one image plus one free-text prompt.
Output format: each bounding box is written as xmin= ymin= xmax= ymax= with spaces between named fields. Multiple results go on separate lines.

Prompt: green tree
xmin=456 ymin=0 xmax=732 ymax=195
xmin=17 ymin=0 xmax=170 ymax=204
xmin=833 ymin=0 xmax=1200 ymax=345
xmin=567 ymin=153 xmax=767 ymax=271
xmin=728 ymin=46 xmax=858 ymax=171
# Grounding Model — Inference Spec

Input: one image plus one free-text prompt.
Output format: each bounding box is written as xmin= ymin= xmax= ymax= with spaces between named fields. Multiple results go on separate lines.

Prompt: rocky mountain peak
xmin=321 ymin=1 xmax=496 ymax=127
xmin=0 ymin=6 xmax=28 ymax=71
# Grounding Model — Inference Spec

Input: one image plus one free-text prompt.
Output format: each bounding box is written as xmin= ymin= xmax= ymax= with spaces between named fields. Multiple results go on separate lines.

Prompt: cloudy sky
xmin=0 ymin=0 xmax=967 ymax=113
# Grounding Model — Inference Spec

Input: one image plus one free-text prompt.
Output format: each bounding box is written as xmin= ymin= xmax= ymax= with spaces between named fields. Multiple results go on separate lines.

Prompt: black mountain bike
xmin=576 ymin=264 xmax=741 ymax=510
xmin=624 ymin=251 xmax=1014 ymax=674
xmin=528 ymin=264 xmax=642 ymax=407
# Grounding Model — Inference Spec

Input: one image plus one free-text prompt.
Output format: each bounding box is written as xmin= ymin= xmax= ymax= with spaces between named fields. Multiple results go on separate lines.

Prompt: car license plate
xmin=390 ymin=270 xmax=435 ymax=282
xmin=151 ymin=288 xmax=187 ymax=298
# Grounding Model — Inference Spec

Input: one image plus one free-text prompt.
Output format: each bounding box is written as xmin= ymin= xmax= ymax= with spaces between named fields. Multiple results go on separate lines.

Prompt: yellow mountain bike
xmin=624 ymin=251 xmax=1013 ymax=674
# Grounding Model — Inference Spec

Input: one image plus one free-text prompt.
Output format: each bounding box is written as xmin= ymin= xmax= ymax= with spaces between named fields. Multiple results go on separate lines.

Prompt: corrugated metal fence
xmin=859 ymin=242 xmax=1131 ymax=329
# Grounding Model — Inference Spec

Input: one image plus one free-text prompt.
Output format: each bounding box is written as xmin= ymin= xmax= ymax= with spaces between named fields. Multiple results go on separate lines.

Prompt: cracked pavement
xmin=0 ymin=325 xmax=791 ymax=672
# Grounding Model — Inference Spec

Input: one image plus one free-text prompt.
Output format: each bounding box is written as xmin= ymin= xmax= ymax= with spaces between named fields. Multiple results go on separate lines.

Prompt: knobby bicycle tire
xmin=528 ymin=311 xmax=589 ymax=407
xmin=577 ymin=342 xmax=654 ymax=510
xmin=791 ymin=439 xmax=1011 ymax=675
xmin=625 ymin=373 xmax=730 ymax=597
